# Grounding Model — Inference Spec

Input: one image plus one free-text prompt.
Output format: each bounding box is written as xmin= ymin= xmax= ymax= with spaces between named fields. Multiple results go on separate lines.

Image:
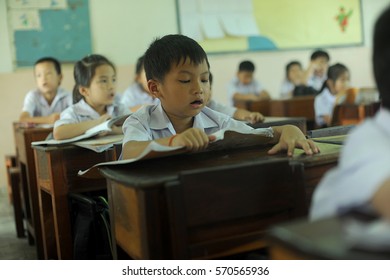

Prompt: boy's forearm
xmin=122 ymin=137 xmax=172 ymax=159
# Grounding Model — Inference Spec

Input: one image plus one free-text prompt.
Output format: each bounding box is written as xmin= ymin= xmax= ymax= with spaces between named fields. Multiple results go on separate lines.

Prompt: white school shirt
xmin=21 ymin=88 xmax=72 ymax=117
xmin=122 ymin=103 xmax=273 ymax=145
xmin=207 ymin=99 xmax=236 ymax=117
xmin=280 ymin=79 xmax=294 ymax=99
xmin=310 ymin=109 xmax=390 ymax=220
xmin=314 ymin=88 xmax=336 ymax=127
xmin=307 ymin=74 xmax=326 ymax=91
xmin=227 ymin=77 xmax=264 ymax=106
xmin=54 ymin=99 xmax=130 ymax=128
xmin=121 ymin=83 xmax=159 ymax=108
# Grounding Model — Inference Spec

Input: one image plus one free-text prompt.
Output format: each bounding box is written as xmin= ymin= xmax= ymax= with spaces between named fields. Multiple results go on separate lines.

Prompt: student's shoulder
xmin=24 ymin=88 xmax=40 ymax=99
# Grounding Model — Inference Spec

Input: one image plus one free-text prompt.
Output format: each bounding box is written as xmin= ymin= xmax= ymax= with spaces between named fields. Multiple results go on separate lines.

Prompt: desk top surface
xmin=100 ymin=141 xmax=341 ymax=188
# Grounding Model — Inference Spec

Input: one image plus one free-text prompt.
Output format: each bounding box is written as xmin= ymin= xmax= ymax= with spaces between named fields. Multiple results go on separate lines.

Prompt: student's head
xmin=373 ymin=5 xmax=390 ymax=109
xmin=286 ymin=61 xmax=303 ymax=85
xmin=237 ymin=60 xmax=255 ymax=85
xmin=321 ymin=63 xmax=350 ymax=95
xmin=310 ymin=50 xmax=330 ymax=77
xmin=144 ymin=34 xmax=210 ymax=118
xmin=73 ymin=54 xmax=116 ymax=107
xmin=134 ymin=55 xmax=148 ymax=92
xmin=34 ymin=57 xmax=62 ymax=95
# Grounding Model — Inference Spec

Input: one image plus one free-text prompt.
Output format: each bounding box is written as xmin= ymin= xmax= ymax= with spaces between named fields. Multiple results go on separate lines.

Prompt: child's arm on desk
xmin=53 ymin=114 xmax=111 ymax=140
xmin=268 ymin=125 xmax=319 ymax=156
xmin=122 ymin=128 xmax=216 ymax=159
xmin=19 ymin=111 xmax=60 ymax=124
xmin=371 ymin=179 xmax=390 ymax=219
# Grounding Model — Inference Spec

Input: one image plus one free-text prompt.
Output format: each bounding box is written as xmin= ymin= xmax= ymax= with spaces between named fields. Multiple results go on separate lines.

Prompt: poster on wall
xmin=7 ymin=0 xmax=92 ymax=67
xmin=176 ymin=0 xmax=363 ymax=53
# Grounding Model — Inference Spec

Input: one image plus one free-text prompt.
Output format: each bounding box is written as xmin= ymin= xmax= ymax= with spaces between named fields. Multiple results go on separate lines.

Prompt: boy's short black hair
xmin=373 ymin=5 xmax=390 ymax=109
xmin=34 ymin=57 xmax=62 ymax=75
xmin=238 ymin=60 xmax=255 ymax=72
xmin=144 ymin=34 xmax=210 ymax=82
xmin=310 ymin=50 xmax=330 ymax=61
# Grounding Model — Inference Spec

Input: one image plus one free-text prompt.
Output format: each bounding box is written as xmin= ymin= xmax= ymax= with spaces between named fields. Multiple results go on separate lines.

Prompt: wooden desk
xmin=234 ymin=96 xmax=315 ymax=130
xmin=266 ymin=216 xmax=390 ymax=260
xmin=13 ymin=123 xmax=52 ymax=259
xmin=270 ymin=96 xmax=315 ymax=130
xmin=99 ymin=141 xmax=341 ymax=259
xmin=32 ymin=145 xmax=117 ymax=259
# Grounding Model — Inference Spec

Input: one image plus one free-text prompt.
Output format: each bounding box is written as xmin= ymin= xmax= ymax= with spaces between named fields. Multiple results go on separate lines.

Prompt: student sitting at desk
xmin=207 ymin=73 xmax=264 ymax=124
xmin=19 ymin=57 xmax=72 ymax=124
xmin=121 ymin=55 xmax=159 ymax=112
xmin=314 ymin=63 xmax=350 ymax=128
xmin=280 ymin=61 xmax=317 ymax=99
xmin=227 ymin=60 xmax=270 ymax=106
xmin=121 ymin=34 xmax=318 ymax=159
xmin=53 ymin=54 xmax=130 ymax=140
xmin=310 ymin=6 xmax=390 ymax=220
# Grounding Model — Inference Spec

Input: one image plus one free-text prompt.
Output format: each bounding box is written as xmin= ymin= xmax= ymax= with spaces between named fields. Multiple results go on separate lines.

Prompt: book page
xmin=78 ymin=127 xmax=273 ymax=178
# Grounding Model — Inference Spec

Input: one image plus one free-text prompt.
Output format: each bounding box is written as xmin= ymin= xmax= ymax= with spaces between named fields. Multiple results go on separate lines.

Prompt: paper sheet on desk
xmin=344 ymin=218 xmax=390 ymax=252
xmin=78 ymin=127 xmax=273 ymax=178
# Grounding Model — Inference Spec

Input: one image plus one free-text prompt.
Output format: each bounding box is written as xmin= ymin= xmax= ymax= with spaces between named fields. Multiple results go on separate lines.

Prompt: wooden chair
xmin=164 ymin=159 xmax=307 ymax=259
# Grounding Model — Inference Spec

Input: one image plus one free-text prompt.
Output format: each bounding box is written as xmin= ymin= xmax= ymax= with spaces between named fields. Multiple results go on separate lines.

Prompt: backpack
xmin=69 ymin=192 xmax=113 ymax=259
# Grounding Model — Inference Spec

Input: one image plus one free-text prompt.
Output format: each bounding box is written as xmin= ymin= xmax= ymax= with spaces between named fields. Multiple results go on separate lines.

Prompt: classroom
xmin=1 ymin=0 xmax=389 ymax=266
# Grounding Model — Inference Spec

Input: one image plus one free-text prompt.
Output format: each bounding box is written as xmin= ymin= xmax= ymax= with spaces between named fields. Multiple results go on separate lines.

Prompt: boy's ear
xmin=148 ymin=79 xmax=161 ymax=98
xmin=326 ymin=80 xmax=335 ymax=92
xmin=58 ymin=74 xmax=63 ymax=85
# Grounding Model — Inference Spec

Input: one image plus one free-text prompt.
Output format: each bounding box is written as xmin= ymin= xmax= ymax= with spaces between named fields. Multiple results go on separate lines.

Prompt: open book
xmin=78 ymin=127 xmax=273 ymax=178
xmin=31 ymin=114 xmax=130 ymax=146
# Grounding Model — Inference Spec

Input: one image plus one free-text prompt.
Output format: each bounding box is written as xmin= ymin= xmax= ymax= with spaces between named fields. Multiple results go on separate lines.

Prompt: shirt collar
xmin=149 ymin=103 xmax=219 ymax=133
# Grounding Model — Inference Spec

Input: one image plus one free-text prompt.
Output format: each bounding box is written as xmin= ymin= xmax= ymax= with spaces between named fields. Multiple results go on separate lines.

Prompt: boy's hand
xmin=245 ymin=112 xmax=265 ymax=124
xmin=170 ymin=128 xmax=216 ymax=153
xmin=268 ymin=125 xmax=319 ymax=157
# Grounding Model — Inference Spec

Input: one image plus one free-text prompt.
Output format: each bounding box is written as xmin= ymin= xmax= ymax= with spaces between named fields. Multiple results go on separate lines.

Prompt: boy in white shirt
xmin=19 ymin=57 xmax=72 ymax=124
xmin=121 ymin=34 xmax=318 ymax=159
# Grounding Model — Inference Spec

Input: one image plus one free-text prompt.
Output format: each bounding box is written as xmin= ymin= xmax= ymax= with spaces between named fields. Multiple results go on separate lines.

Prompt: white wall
xmin=0 ymin=0 xmax=389 ymax=189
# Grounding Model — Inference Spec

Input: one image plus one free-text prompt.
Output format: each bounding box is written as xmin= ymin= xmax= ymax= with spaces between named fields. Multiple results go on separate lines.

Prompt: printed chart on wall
xmin=176 ymin=0 xmax=363 ymax=53
xmin=7 ymin=0 xmax=92 ymax=67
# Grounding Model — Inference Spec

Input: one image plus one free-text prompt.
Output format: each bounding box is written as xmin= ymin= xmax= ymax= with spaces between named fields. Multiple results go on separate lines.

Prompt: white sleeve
xmin=21 ymin=91 xmax=36 ymax=115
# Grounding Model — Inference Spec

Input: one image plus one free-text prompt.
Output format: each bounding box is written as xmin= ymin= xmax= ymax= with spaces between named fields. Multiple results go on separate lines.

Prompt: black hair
xmin=72 ymin=54 xmax=116 ymax=103
xmin=144 ymin=34 xmax=210 ymax=82
xmin=373 ymin=5 xmax=390 ymax=109
xmin=209 ymin=72 xmax=213 ymax=86
xmin=238 ymin=60 xmax=255 ymax=72
xmin=319 ymin=63 xmax=349 ymax=93
xmin=135 ymin=55 xmax=144 ymax=75
xmin=310 ymin=50 xmax=330 ymax=61
xmin=285 ymin=61 xmax=302 ymax=78
xmin=34 ymin=57 xmax=62 ymax=75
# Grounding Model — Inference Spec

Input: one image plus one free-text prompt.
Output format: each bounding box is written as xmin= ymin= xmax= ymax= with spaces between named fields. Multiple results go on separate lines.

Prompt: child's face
xmin=81 ymin=64 xmax=117 ymax=107
xmin=150 ymin=58 xmax=210 ymax=119
xmin=312 ymin=57 xmax=329 ymax=77
xmin=34 ymin=61 xmax=62 ymax=95
xmin=237 ymin=71 xmax=254 ymax=85
xmin=328 ymin=71 xmax=350 ymax=95
xmin=287 ymin=64 xmax=303 ymax=85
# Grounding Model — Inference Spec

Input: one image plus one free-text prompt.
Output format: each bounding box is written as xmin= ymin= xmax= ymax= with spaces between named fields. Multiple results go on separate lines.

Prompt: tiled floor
xmin=0 ymin=188 xmax=37 ymax=260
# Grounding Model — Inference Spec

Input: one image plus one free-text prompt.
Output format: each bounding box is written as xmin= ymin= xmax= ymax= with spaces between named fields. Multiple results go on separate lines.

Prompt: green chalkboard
xmin=10 ymin=0 xmax=92 ymax=67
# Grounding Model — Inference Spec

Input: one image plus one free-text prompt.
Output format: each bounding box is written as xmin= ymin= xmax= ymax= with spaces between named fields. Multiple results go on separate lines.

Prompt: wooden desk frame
xmin=100 ymin=142 xmax=341 ymax=259
xmin=33 ymin=145 xmax=117 ymax=259
xmin=13 ymin=123 xmax=52 ymax=259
